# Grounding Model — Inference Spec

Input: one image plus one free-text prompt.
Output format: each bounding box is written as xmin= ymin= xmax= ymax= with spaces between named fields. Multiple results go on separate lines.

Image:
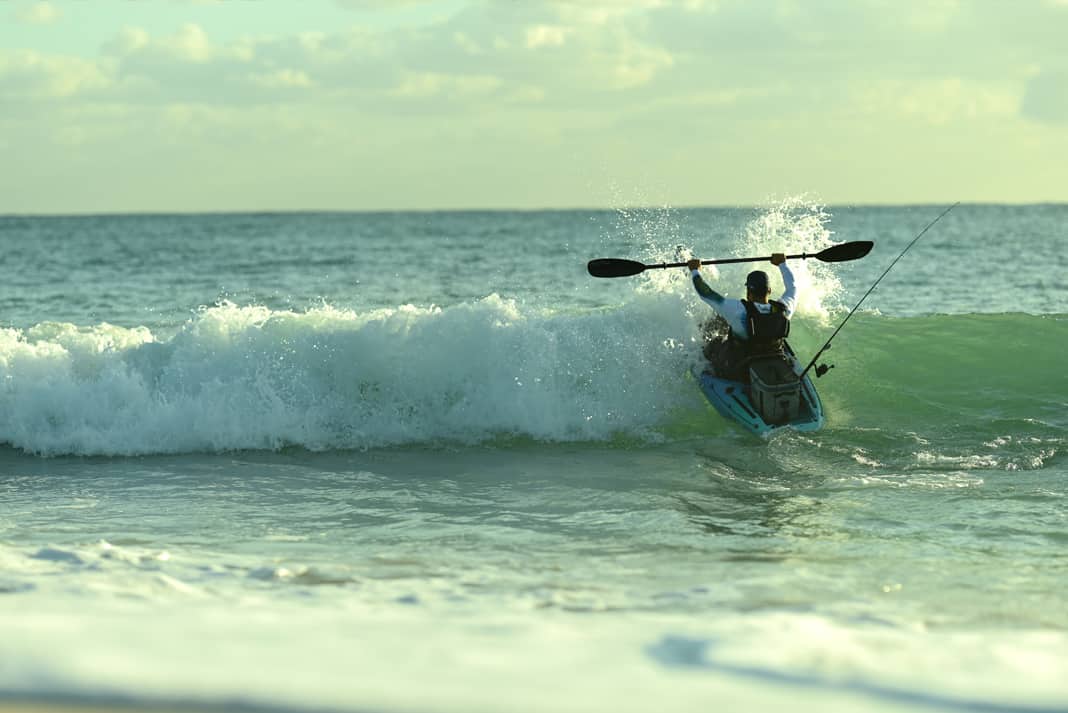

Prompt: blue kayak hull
xmin=693 ymin=346 xmax=825 ymax=438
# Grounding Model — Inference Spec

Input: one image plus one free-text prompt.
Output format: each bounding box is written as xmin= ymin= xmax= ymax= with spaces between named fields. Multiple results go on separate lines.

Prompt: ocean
xmin=1 ymin=201 xmax=1066 ymax=713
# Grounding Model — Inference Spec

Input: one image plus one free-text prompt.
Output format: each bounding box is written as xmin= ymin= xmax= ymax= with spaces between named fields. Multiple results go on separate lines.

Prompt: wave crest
xmin=0 ymin=296 xmax=701 ymax=455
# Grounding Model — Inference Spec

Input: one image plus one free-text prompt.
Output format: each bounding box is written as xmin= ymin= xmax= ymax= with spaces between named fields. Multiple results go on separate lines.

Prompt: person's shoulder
xmin=728 ymin=297 xmax=750 ymax=312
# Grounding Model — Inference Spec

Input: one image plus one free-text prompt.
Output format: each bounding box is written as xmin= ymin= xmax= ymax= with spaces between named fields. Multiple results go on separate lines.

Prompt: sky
xmin=2 ymin=0 xmax=1067 ymax=213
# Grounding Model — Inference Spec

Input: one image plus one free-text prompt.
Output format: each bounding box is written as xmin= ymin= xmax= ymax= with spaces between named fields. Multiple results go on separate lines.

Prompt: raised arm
xmin=687 ymin=258 xmax=725 ymax=306
xmin=687 ymin=258 xmax=751 ymax=335
xmin=771 ymin=254 xmax=797 ymax=318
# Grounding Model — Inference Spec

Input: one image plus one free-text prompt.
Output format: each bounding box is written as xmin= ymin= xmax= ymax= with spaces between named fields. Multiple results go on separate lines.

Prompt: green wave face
xmin=728 ymin=312 xmax=1068 ymax=477
xmin=815 ymin=312 xmax=1067 ymax=428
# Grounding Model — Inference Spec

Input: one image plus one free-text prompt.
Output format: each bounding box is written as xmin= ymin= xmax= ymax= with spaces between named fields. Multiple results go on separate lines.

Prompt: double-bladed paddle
xmin=586 ymin=241 xmax=874 ymax=278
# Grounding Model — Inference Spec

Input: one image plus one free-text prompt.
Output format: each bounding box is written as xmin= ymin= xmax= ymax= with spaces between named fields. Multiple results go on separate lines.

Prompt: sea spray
xmin=601 ymin=198 xmax=845 ymax=323
xmin=735 ymin=199 xmax=844 ymax=320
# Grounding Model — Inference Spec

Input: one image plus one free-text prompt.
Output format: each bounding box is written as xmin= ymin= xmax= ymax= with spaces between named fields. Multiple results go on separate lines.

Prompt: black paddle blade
xmin=815 ymin=241 xmax=874 ymax=263
xmin=587 ymin=258 xmax=647 ymax=278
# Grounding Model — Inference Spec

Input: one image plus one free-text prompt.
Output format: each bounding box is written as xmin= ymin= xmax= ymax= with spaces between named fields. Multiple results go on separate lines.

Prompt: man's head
xmin=745 ymin=270 xmax=771 ymax=303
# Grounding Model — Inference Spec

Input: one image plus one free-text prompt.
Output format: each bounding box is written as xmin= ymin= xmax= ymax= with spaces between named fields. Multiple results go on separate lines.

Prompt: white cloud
xmin=107 ymin=23 xmax=223 ymax=63
xmin=851 ymin=79 xmax=1019 ymax=125
xmin=0 ymin=50 xmax=113 ymax=99
xmin=390 ymin=72 xmax=502 ymax=98
xmin=16 ymin=2 xmax=61 ymax=25
xmin=249 ymin=69 xmax=313 ymax=90
xmin=525 ymin=25 xmax=570 ymax=49
xmin=3 ymin=2 xmax=1062 ymax=147
xmin=335 ymin=0 xmax=437 ymax=8
xmin=552 ymin=0 xmax=660 ymax=25
xmin=84 ymin=4 xmax=674 ymax=108
xmin=110 ymin=27 xmax=151 ymax=54
xmin=165 ymin=24 xmax=213 ymax=63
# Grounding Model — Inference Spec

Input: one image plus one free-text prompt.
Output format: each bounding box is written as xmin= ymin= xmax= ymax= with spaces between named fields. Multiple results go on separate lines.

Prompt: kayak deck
xmin=693 ymin=343 xmax=824 ymax=437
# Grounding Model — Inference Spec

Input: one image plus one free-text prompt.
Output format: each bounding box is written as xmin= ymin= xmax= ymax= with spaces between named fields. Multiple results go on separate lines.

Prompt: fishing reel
xmin=806 ymin=345 xmax=835 ymax=379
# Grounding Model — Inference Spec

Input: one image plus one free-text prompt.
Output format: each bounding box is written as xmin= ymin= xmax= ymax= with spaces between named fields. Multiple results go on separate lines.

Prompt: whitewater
xmin=1 ymin=202 xmax=1066 ymax=713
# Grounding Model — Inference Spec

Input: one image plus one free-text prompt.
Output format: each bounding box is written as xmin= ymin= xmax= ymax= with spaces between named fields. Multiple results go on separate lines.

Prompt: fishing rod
xmin=799 ymin=202 xmax=960 ymax=380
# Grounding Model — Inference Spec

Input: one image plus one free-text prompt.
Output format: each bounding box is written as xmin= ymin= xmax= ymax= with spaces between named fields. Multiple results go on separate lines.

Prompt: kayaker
xmin=686 ymin=253 xmax=796 ymax=380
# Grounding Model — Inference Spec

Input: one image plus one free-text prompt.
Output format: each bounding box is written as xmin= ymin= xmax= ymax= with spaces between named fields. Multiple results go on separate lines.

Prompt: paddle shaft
xmin=648 ymin=251 xmax=829 ymax=271
xmin=587 ymin=241 xmax=871 ymax=278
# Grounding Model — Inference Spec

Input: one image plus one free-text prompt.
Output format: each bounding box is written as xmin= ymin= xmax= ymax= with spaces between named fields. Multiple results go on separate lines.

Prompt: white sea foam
xmin=0 ymin=294 xmax=702 ymax=455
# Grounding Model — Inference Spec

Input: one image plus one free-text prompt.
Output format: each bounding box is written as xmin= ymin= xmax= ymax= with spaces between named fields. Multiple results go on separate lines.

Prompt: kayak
xmin=693 ymin=341 xmax=824 ymax=437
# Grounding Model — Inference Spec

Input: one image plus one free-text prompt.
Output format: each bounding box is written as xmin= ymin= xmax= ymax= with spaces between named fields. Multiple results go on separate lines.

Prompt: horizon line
xmin=3 ymin=200 xmax=1065 ymax=219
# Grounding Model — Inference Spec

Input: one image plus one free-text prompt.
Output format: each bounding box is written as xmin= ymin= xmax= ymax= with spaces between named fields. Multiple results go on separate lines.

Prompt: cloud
xmin=525 ymin=25 xmax=570 ymax=49
xmin=389 ymin=71 xmax=502 ymax=99
xmin=5 ymin=1 xmax=1066 ymax=135
xmin=335 ymin=0 xmax=437 ymax=7
xmin=406 ymin=2 xmax=675 ymax=95
xmin=640 ymin=0 xmax=1041 ymax=83
xmin=851 ymin=78 xmax=1018 ymax=125
xmin=249 ymin=69 xmax=314 ymax=90
xmin=97 ymin=24 xmax=272 ymax=104
xmin=120 ymin=23 xmax=218 ymax=63
xmin=0 ymin=50 xmax=113 ymax=99
xmin=18 ymin=3 xmax=667 ymax=112
xmin=15 ymin=2 xmax=61 ymax=25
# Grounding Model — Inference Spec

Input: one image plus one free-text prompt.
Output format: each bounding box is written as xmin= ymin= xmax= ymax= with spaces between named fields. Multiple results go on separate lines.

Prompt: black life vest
xmin=729 ymin=299 xmax=790 ymax=359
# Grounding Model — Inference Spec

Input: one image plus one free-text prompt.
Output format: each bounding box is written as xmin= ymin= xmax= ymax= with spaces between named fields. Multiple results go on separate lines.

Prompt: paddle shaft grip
xmin=647 ymin=252 xmax=812 ymax=270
